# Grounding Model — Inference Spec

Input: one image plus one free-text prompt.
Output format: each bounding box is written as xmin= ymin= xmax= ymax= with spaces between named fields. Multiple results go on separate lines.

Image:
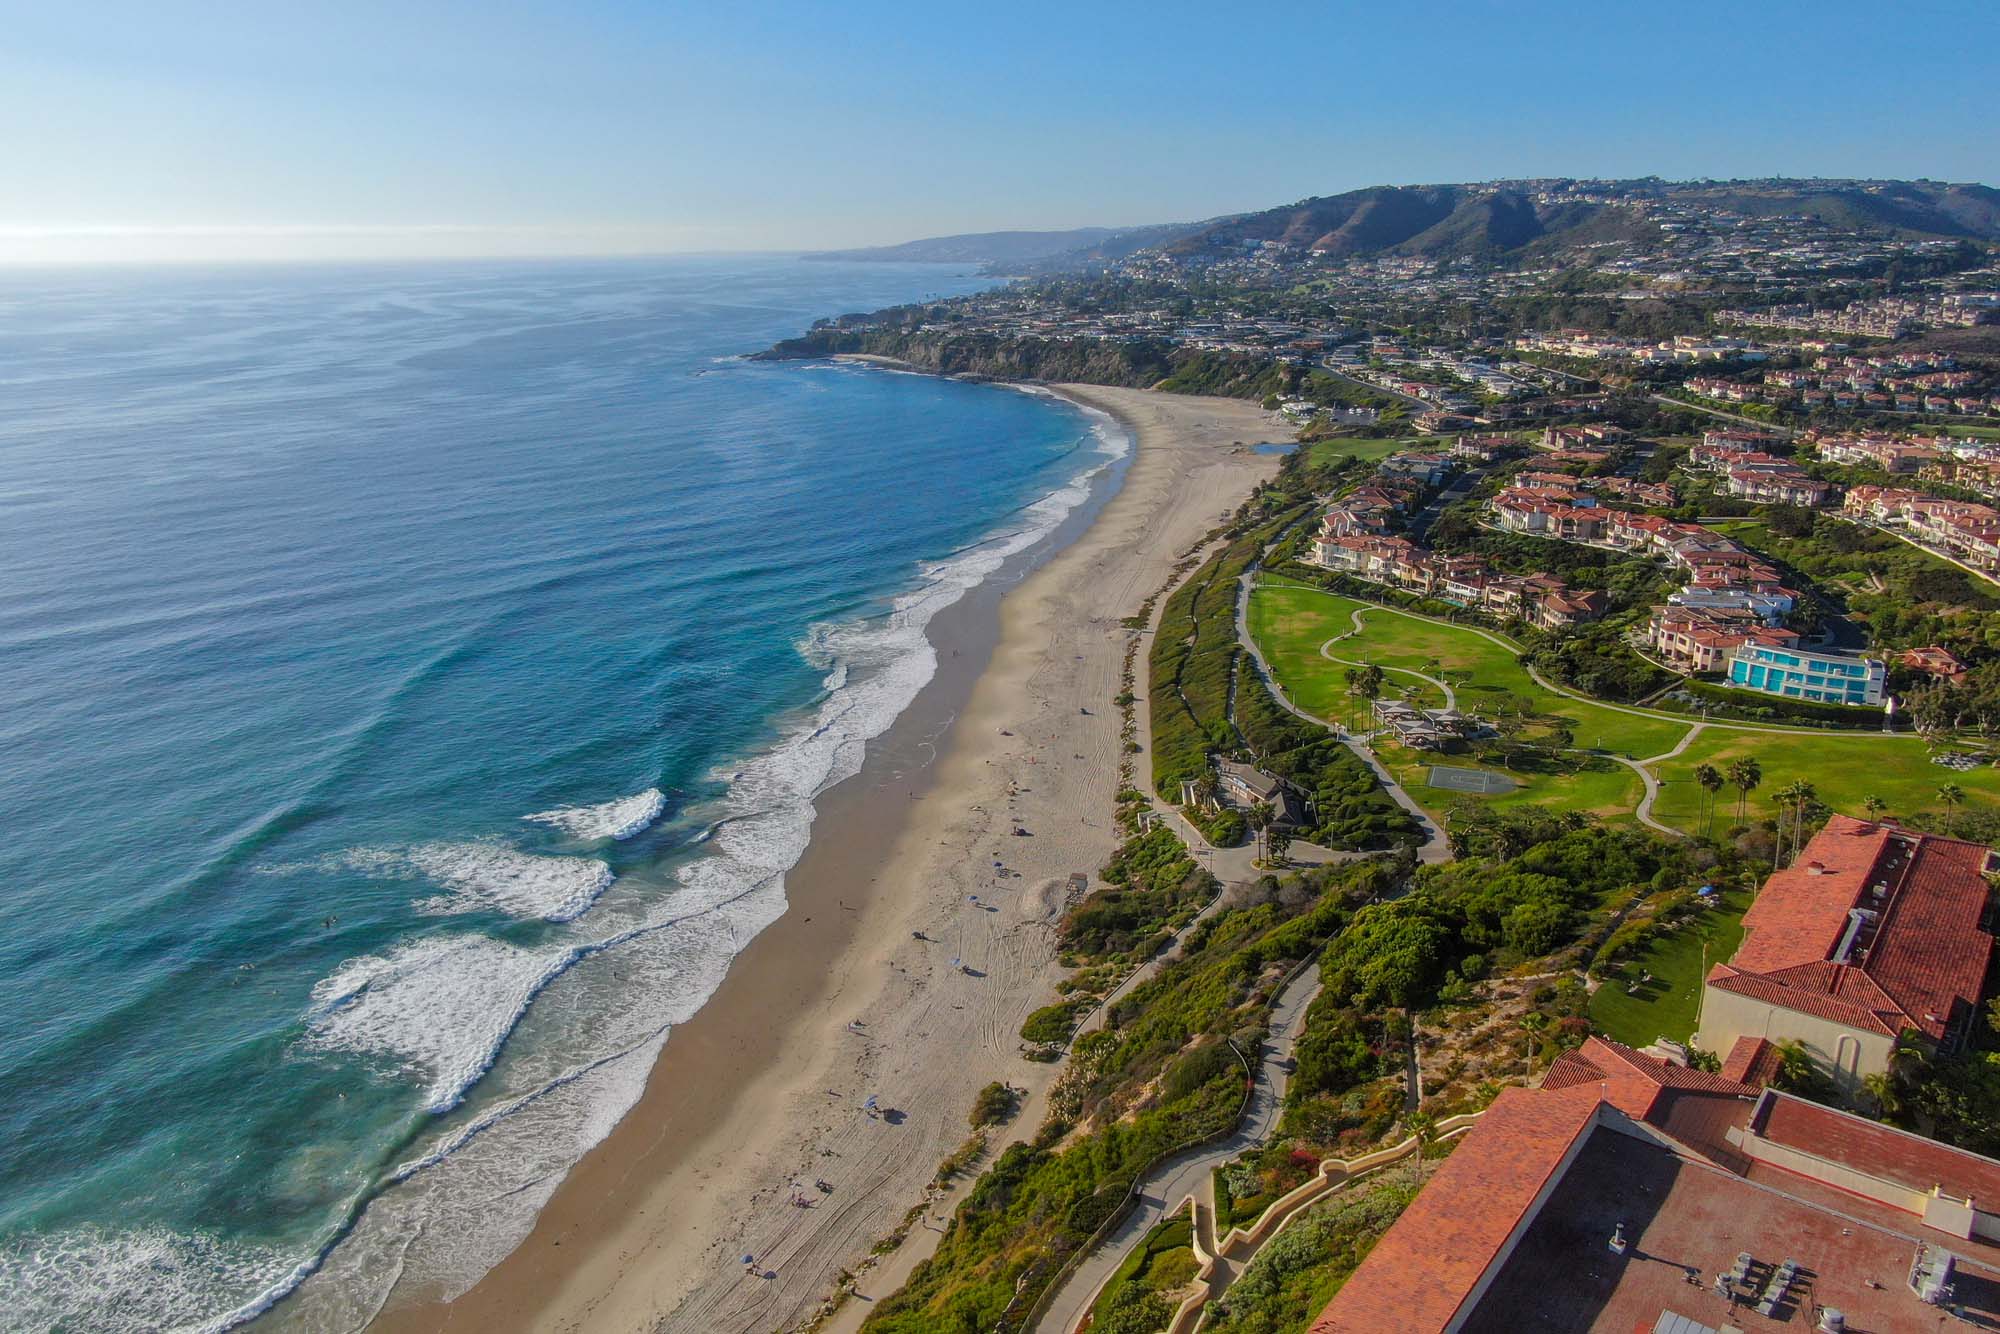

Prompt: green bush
xmin=1162 ymin=1041 xmax=1239 ymax=1103
xmin=1020 ymin=1000 xmax=1090 ymax=1046
xmin=969 ymin=1082 xmax=1020 ymax=1128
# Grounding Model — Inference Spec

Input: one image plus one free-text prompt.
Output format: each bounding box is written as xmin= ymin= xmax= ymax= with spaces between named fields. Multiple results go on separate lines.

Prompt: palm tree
xmin=1939 ymin=783 xmax=1966 ymax=837
xmin=1728 ymin=757 xmax=1763 ymax=828
xmin=1773 ymin=780 xmax=1798 ymax=863
xmin=1247 ymin=801 xmax=1273 ymax=860
xmin=1862 ymin=1071 xmax=1901 ymax=1118
xmin=1693 ymin=763 xmax=1725 ymax=837
xmin=1519 ymin=1011 xmax=1550 ymax=1073
xmin=1775 ymin=781 xmax=1817 ymax=865
xmin=1345 ymin=663 xmax=1385 ymax=731
xmin=1406 ymin=1110 xmax=1437 ymax=1180
xmin=1862 ymin=794 xmax=1887 ymax=825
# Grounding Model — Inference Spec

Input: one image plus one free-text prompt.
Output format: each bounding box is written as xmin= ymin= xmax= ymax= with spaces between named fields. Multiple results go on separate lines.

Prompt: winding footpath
xmin=1320 ymin=606 xmax=1458 ymax=710
xmin=1236 ymin=569 xmax=1453 ymax=864
xmin=1034 ymin=962 xmax=1323 ymax=1334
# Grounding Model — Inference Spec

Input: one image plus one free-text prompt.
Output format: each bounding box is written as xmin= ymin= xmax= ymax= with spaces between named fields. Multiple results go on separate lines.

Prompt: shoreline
xmin=359 ymin=384 xmax=1282 ymax=1334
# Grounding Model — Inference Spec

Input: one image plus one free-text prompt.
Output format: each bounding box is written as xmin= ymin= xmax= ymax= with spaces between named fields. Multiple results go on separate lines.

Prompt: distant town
xmin=771 ymin=178 xmax=2000 ymax=1334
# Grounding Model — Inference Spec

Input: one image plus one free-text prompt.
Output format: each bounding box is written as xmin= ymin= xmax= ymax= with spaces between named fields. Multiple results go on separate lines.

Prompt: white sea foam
xmin=0 ymin=1225 xmax=307 ymax=1334
xmin=304 ymin=936 xmax=576 ymax=1113
xmin=523 ymin=788 xmax=665 ymax=841
xmin=330 ymin=842 xmax=614 ymax=922
xmin=278 ymin=403 xmax=1135 ymax=1326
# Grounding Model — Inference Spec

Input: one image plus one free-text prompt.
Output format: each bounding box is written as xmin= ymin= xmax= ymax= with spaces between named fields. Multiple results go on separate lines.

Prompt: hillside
xmin=1163 ymin=178 xmax=2000 ymax=263
xmin=804 ymin=223 xmax=1193 ymax=268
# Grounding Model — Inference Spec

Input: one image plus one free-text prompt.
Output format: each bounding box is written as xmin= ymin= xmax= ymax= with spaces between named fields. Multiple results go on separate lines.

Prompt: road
xmin=1404 ymin=461 xmax=1499 ymax=544
xmin=1033 ymin=961 xmax=1323 ymax=1334
xmin=1648 ymin=393 xmax=1797 ymax=438
xmin=1316 ymin=363 xmax=1430 ymax=413
xmin=1844 ymin=514 xmax=2000 ymax=593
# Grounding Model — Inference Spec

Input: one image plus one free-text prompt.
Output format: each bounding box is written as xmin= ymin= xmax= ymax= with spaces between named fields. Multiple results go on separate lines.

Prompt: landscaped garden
xmin=1246 ymin=580 xmax=2000 ymax=838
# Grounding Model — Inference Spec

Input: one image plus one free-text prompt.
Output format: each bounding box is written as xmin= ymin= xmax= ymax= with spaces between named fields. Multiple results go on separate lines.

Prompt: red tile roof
xmin=1864 ymin=832 xmax=1995 ymax=1042
xmin=1752 ymin=1090 xmax=2000 ymax=1207
xmin=1308 ymin=1087 xmax=1603 ymax=1334
xmin=1731 ymin=816 xmax=1896 ymax=973
xmin=1714 ymin=817 xmax=1996 ymax=1043
xmin=1719 ymin=1035 xmax=1783 ymax=1088
xmin=1706 ymin=959 xmax=1908 ymax=1036
xmin=1542 ymin=1037 xmax=1754 ymax=1120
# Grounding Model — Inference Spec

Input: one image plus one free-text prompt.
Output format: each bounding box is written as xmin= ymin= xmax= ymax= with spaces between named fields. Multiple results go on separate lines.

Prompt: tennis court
xmin=1426 ymin=765 xmax=1518 ymax=795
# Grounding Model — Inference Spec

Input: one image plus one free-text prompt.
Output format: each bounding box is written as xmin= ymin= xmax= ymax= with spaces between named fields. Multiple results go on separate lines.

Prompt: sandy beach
xmin=365 ymin=384 xmax=1280 ymax=1334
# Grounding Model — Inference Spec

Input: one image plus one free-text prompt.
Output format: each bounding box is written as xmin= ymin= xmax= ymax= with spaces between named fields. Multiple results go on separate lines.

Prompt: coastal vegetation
xmin=862 ymin=846 xmax=1394 ymax=1333
xmin=1200 ymin=1165 xmax=1424 ymax=1334
xmin=1281 ymin=816 xmax=1694 ymax=1146
xmin=757 ymin=326 xmax=1404 ymax=415
xmin=1148 ymin=486 xmax=1420 ymax=852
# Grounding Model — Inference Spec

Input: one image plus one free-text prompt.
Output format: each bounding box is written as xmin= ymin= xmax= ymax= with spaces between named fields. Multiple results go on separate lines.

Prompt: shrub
xmin=969 ymin=1082 xmax=1019 ymax=1128
xmin=1161 ymin=1040 xmax=1238 ymax=1103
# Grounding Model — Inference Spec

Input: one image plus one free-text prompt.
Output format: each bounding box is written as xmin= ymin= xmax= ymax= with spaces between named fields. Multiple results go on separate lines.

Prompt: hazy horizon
xmin=5 ymin=0 xmax=1997 ymax=265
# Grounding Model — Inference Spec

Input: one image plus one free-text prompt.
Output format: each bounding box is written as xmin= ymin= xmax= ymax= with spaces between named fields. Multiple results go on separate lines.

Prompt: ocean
xmin=0 ymin=257 xmax=1126 ymax=1331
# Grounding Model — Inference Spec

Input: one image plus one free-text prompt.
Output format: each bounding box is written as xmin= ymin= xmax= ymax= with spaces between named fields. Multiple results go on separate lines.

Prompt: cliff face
xmin=754 ymin=329 xmax=1294 ymax=400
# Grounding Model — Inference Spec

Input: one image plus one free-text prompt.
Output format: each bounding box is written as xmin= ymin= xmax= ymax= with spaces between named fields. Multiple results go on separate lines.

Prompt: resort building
xmin=1308 ymin=1042 xmax=2000 ymax=1333
xmin=1211 ymin=758 xmax=1308 ymax=828
xmin=1696 ymin=816 xmax=1997 ymax=1099
xmin=1724 ymin=642 xmax=1885 ymax=706
xmin=1723 ymin=465 xmax=1833 ymax=508
xmin=1646 ymin=606 xmax=1799 ymax=673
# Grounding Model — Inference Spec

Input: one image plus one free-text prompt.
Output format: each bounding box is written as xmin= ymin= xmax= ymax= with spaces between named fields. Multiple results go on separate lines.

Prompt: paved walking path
xmin=1236 ymin=572 xmax=1451 ymax=864
xmin=1033 ymin=962 xmax=1322 ymax=1334
xmin=1320 ymin=607 xmax=1459 ymax=710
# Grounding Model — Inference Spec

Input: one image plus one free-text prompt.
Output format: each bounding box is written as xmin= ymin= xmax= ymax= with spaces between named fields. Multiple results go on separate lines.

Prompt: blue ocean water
xmin=0 ymin=257 xmax=1121 ymax=1331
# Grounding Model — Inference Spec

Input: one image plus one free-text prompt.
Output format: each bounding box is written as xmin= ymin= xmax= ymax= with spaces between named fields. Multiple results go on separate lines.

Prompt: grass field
xmin=1649 ymin=727 xmax=2000 ymax=836
xmin=1248 ymin=584 xmax=1677 ymax=824
xmin=1249 ymin=584 xmax=1692 ymax=758
xmin=1588 ymin=885 xmax=1751 ymax=1049
xmin=1303 ymin=435 xmax=1419 ymax=470
xmin=1248 ymin=581 xmax=2000 ymax=835
xmin=1376 ymin=747 xmax=1646 ymax=823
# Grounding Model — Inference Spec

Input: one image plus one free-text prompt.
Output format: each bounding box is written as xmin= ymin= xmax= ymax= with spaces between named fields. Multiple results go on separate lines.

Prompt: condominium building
xmin=1725 ymin=642 xmax=1885 ymax=706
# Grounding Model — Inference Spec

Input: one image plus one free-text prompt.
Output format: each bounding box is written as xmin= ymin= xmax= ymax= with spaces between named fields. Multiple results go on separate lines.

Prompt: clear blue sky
xmin=4 ymin=0 xmax=1995 ymax=262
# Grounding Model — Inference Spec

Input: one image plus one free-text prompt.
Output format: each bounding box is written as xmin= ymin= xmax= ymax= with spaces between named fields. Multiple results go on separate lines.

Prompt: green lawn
xmin=1589 ymin=886 xmax=1751 ymax=1049
xmin=1249 ymin=582 xmax=2000 ymax=836
xmin=1249 ymin=585 xmax=1693 ymax=759
xmin=1649 ymin=728 xmax=2000 ymax=837
xmin=1304 ymin=436 xmax=1418 ymax=470
xmin=1378 ymin=747 xmax=1646 ymax=824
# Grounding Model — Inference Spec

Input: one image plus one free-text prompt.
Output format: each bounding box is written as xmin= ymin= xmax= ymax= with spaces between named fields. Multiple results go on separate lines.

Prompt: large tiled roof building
xmin=1309 ymin=1036 xmax=2000 ymax=1333
xmin=1697 ymin=816 xmax=1995 ymax=1099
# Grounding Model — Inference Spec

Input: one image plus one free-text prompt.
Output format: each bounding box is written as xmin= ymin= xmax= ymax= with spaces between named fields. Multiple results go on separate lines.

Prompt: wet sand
xmin=366 ymin=385 xmax=1281 ymax=1334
